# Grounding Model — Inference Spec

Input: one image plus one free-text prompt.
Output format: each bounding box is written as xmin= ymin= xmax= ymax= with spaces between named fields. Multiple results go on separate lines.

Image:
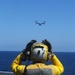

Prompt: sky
xmin=0 ymin=0 xmax=75 ymax=52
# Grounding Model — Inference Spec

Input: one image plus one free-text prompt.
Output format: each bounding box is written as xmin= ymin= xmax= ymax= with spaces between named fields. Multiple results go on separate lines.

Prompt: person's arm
xmin=49 ymin=54 xmax=64 ymax=75
xmin=10 ymin=40 xmax=37 ymax=75
xmin=10 ymin=53 xmax=25 ymax=75
xmin=42 ymin=39 xmax=64 ymax=74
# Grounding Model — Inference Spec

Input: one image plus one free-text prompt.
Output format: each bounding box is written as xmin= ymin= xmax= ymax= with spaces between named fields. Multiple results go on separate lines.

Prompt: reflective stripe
xmin=24 ymin=69 xmax=52 ymax=75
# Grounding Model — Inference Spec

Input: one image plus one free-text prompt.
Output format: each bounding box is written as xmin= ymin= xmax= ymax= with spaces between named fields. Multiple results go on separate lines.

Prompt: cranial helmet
xmin=30 ymin=43 xmax=48 ymax=62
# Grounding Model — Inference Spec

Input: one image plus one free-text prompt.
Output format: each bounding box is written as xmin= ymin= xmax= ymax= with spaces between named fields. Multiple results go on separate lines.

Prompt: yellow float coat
xmin=10 ymin=54 xmax=64 ymax=75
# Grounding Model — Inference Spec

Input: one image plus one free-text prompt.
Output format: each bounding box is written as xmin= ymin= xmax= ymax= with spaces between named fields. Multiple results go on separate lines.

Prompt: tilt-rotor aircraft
xmin=35 ymin=21 xmax=46 ymax=26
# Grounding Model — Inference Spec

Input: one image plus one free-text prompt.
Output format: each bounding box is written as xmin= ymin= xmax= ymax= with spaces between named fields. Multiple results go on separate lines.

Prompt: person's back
xmin=25 ymin=55 xmax=64 ymax=75
xmin=10 ymin=39 xmax=64 ymax=75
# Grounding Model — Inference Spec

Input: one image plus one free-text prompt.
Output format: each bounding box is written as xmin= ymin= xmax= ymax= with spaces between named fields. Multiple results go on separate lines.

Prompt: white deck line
xmin=0 ymin=71 xmax=14 ymax=75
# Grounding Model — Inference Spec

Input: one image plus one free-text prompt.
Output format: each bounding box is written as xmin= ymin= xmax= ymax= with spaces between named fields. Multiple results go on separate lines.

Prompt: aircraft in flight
xmin=35 ymin=21 xmax=45 ymax=26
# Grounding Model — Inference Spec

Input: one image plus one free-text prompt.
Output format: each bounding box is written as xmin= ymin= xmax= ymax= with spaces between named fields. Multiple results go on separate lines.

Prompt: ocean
xmin=0 ymin=51 xmax=75 ymax=75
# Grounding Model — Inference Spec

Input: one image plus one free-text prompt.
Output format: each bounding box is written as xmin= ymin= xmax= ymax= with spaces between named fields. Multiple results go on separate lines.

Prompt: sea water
xmin=0 ymin=51 xmax=75 ymax=75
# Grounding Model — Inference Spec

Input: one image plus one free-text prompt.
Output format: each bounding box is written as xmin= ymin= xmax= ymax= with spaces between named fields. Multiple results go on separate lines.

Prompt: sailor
xmin=10 ymin=39 xmax=64 ymax=75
